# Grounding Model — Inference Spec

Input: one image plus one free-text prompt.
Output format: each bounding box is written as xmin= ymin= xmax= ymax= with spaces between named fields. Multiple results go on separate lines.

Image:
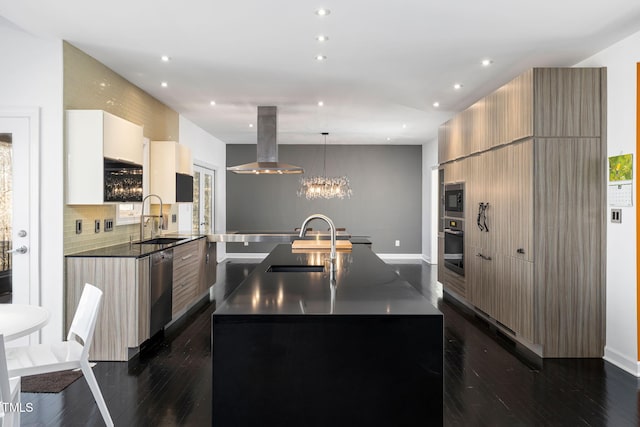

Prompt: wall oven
xmin=444 ymin=219 xmax=464 ymax=276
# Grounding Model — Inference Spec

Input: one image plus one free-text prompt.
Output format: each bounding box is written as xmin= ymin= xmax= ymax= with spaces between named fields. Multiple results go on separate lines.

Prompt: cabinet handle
xmin=476 ymin=253 xmax=492 ymax=261
xmin=517 ymin=248 xmax=525 ymax=254
xmin=181 ymin=254 xmax=193 ymax=261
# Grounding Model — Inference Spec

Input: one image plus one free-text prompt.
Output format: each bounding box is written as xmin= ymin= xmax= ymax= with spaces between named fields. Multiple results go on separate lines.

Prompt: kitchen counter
xmin=215 ymin=244 xmax=437 ymax=315
xmin=65 ymin=234 xmax=206 ymax=258
xmin=213 ymin=244 xmax=443 ymax=426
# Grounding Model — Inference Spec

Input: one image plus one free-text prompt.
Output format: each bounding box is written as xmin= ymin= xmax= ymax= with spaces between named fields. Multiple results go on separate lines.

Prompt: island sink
xmin=266 ymin=264 xmax=325 ymax=273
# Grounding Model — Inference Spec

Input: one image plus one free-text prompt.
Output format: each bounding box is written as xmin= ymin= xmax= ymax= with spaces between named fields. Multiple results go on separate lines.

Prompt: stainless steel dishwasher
xmin=150 ymin=249 xmax=173 ymax=336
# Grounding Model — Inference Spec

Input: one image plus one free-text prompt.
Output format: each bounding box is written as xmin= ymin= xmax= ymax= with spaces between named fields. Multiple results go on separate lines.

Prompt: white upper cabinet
xmin=66 ymin=110 xmax=144 ymax=204
xmin=102 ymin=111 xmax=144 ymax=165
xmin=149 ymin=140 xmax=193 ymax=204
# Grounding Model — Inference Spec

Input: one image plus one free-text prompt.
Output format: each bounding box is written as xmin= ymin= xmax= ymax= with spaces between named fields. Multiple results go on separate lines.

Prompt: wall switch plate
xmin=244 ymin=241 xmax=249 ymax=247
xmin=395 ymin=240 xmax=400 ymax=247
xmin=104 ymin=219 xmax=114 ymax=232
xmin=75 ymin=219 xmax=82 ymax=234
xmin=611 ymin=208 xmax=622 ymax=223
xmin=94 ymin=219 xmax=100 ymax=233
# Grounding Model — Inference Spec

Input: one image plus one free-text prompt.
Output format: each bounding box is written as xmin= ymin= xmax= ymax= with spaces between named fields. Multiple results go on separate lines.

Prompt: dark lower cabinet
xmin=212 ymin=315 xmax=443 ymax=426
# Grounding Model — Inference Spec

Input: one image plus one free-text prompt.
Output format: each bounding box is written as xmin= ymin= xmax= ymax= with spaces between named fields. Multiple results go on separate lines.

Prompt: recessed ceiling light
xmin=161 ymin=81 xmax=168 ymax=88
xmin=453 ymin=83 xmax=463 ymax=90
xmin=316 ymin=35 xmax=329 ymax=42
xmin=402 ymin=124 xmax=407 ymax=129
xmin=318 ymin=101 xmax=324 ymax=107
xmin=316 ymin=55 xmax=327 ymax=61
xmin=161 ymin=55 xmax=171 ymax=62
xmin=433 ymin=102 xmax=440 ymax=107
xmin=249 ymin=123 xmax=254 ymax=128
xmin=481 ymin=59 xmax=493 ymax=66
xmin=386 ymin=137 xmax=392 ymax=141
xmin=210 ymin=101 xmax=216 ymax=106
xmin=315 ymin=8 xmax=330 ymax=16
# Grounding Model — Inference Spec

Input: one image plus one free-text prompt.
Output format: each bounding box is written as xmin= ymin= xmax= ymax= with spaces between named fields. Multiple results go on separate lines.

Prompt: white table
xmin=0 ymin=304 xmax=50 ymax=341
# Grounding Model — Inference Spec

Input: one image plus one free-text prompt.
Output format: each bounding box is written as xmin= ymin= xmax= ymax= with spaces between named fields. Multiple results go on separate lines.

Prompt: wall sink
xmin=135 ymin=237 xmax=187 ymax=245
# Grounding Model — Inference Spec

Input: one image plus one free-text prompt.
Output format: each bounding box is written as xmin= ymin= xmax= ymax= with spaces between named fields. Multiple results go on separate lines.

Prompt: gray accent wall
xmin=226 ymin=144 xmax=422 ymax=253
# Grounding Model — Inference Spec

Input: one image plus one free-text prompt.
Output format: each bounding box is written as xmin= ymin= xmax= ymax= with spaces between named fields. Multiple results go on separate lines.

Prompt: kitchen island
xmin=212 ymin=244 xmax=443 ymax=426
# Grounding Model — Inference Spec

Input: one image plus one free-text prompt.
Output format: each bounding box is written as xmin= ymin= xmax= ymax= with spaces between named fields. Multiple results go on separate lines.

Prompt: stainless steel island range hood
xmin=227 ymin=106 xmax=304 ymax=174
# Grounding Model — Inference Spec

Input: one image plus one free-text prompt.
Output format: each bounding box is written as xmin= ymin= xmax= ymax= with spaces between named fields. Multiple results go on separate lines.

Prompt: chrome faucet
xmin=140 ymin=194 xmax=164 ymax=241
xmin=298 ymin=214 xmax=337 ymax=261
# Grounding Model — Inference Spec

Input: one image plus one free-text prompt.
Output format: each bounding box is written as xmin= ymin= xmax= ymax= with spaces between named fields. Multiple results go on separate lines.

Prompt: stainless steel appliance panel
xmin=444 ymin=219 xmax=464 ymax=276
xmin=150 ymin=249 xmax=173 ymax=336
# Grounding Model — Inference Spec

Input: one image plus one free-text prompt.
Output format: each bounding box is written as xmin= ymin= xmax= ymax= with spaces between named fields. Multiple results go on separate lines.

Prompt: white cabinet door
xmin=103 ymin=111 xmax=144 ymax=165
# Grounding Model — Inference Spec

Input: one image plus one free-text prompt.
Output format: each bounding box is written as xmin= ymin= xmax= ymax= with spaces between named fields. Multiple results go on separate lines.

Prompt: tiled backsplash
xmin=64 ymin=204 xmax=179 ymax=255
xmin=63 ymin=42 xmax=180 ymax=254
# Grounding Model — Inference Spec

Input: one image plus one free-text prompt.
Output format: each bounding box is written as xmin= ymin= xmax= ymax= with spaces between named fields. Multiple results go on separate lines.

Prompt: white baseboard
xmin=604 ymin=346 xmax=640 ymax=377
xmin=376 ymin=253 xmax=424 ymax=261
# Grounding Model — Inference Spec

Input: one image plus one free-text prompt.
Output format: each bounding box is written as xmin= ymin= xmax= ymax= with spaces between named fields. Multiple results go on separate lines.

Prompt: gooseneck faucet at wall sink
xmin=298 ymin=214 xmax=337 ymax=262
xmin=140 ymin=194 xmax=164 ymax=241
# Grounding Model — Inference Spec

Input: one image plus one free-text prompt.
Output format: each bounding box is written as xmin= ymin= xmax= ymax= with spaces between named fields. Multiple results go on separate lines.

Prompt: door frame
xmin=0 ymin=108 xmax=41 ymax=309
xmin=193 ymin=161 xmax=217 ymax=234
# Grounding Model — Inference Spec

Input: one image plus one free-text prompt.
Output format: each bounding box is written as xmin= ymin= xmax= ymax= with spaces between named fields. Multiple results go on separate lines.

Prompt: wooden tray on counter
xmin=291 ymin=239 xmax=353 ymax=251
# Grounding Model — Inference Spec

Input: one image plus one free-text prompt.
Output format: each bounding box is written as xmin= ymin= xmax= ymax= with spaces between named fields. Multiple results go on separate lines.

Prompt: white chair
xmin=6 ymin=284 xmax=114 ymax=426
xmin=0 ymin=334 xmax=20 ymax=427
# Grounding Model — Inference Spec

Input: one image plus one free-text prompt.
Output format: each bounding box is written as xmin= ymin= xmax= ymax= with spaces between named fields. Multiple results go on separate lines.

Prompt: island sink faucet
xmin=140 ymin=194 xmax=164 ymax=241
xmin=298 ymin=214 xmax=337 ymax=262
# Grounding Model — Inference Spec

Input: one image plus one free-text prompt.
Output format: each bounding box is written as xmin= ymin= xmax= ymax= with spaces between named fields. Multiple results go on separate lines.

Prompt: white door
xmin=192 ymin=165 xmax=215 ymax=234
xmin=0 ymin=111 xmax=40 ymax=314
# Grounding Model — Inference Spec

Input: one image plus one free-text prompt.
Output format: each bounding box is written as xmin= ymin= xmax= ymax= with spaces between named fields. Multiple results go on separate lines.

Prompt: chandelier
xmin=297 ymin=132 xmax=353 ymax=200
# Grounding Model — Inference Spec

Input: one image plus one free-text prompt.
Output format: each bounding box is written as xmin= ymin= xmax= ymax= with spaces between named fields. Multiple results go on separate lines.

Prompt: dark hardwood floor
xmin=18 ymin=259 xmax=640 ymax=426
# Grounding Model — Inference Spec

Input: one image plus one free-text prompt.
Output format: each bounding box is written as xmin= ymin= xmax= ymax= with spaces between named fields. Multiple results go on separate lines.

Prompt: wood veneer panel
xmin=172 ymin=240 xmax=205 ymax=317
xmin=533 ymin=68 xmax=601 ymax=137
xmin=464 ymin=154 xmax=483 ymax=249
xmin=470 ymin=97 xmax=488 ymax=153
xmin=438 ymin=123 xmax=448 ymax=164
xmin=507 ymin=69 xmax=534 ymax=142
xmin=66 ymin=257 xmax=135 ymax=361
xmin=449 ymin=115 xmax=464 ymax=160
xmin=533 ymin=137 xmax=605 ymax=357
xmin=444 ymin=158 xmax=464 ymax=184
xmin=505 ymin=140 xmax=534 ymax=262
xmin=486 ymin=85 xmax=508 ymax=148
xmin=500 ymin=256 xmax=534 ymax=342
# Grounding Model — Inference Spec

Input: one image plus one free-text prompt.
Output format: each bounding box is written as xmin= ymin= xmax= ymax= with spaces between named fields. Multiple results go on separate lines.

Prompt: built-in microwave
xmin=444 ymin=183 xmax=464 ymax=218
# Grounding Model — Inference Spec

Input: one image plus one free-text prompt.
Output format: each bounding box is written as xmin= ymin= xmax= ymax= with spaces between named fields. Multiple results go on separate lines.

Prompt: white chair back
xmin=0 ymin=334 xmax=10 ymax=411
xmin=67 ymin=284 xmax=103 ymax=358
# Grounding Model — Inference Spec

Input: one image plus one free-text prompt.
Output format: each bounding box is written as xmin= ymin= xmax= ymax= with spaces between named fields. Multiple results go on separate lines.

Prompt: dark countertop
xmin=215 ymin=244 xmax=441 ymax=316
xmin=65 ymin=234 xmax=206 ymax=258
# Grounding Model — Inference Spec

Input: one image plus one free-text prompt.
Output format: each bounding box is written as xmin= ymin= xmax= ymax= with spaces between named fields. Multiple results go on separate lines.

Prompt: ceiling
xmin=2 ymin=1 xmax=640 ymax=146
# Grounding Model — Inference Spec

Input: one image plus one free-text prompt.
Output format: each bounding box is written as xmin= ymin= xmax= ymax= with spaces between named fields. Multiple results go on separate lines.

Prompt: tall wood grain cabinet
xmin=438 ymin=67 xmax=606 ymax=357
